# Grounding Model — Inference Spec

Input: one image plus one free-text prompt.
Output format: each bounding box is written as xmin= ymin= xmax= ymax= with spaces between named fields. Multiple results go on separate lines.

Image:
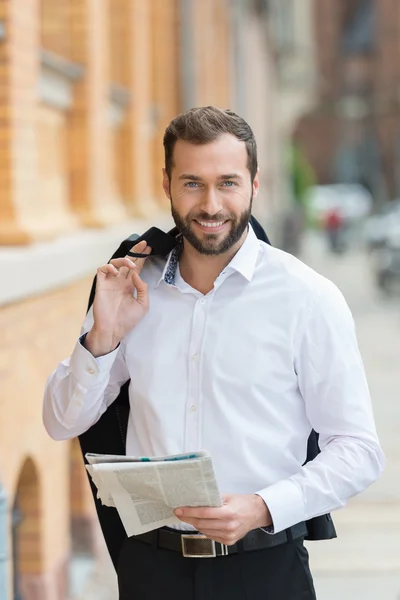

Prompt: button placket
xmin=184 ymin=295 xmax=209 ymax=451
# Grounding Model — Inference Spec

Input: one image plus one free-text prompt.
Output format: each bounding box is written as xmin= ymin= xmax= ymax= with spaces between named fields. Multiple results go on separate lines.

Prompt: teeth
xmin=198 ymin=221 xmax=225 ymax=228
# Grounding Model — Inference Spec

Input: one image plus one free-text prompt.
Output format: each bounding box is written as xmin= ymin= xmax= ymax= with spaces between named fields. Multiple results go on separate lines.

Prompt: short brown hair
xmin=163 ymin=106 xmax=258 ymax=182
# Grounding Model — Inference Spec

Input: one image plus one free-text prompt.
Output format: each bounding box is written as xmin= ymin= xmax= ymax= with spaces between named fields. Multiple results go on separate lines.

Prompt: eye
xmin=221 ymin=181 xmax=236 ymax=187
xmin=184 ymin=181 xmax=200 ymax=188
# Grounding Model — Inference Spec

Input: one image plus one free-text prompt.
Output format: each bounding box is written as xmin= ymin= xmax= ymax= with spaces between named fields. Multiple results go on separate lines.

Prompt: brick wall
xmin=150 ymin=0 xmax=181 ymax=206
xmin=0 ymin=0 xmax=42 ymax=244
xmin=193 ymin=0 xmax=232 ymax=108
xmin=0 ymin=275 xmax=93 ymax=600
xmin=0 ymin=2 xmax=235 ymax=598
xmin=0 ymin=2 xmax=284 ymax=599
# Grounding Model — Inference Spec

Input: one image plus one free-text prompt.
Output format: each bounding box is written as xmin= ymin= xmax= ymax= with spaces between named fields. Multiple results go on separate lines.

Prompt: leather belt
xmin=132 ymin=522 xmax=308 ymax=558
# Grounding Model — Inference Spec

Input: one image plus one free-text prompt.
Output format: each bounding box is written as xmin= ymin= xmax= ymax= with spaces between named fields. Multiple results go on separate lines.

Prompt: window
xmin=342 ymin=0 xmax=376 ymax=55
xmin=270 ymin=0 xmax=295 ymax=54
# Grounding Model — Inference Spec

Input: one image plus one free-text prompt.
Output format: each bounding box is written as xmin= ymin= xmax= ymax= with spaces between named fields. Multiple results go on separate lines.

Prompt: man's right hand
xmin=84 ymin=240 xmax=151 ymax=357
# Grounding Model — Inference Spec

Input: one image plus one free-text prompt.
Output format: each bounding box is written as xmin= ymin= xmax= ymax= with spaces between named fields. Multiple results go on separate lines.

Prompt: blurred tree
xmin=288 ymin=141 xmax=316 ymax=207
xmin=281 ymin=142 xmax=316 ymax=254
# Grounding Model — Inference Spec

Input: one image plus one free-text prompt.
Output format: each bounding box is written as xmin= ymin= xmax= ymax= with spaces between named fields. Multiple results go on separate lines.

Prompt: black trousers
xmin=117 ymin=535 xmax=317 ymax=600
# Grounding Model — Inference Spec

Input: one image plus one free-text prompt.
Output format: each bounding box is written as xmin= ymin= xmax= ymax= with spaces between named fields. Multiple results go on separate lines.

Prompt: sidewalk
xmin=69 ymin=549 xmax=117 ymax=600
xmin=300 ymin=233 xmax=400 ymax=600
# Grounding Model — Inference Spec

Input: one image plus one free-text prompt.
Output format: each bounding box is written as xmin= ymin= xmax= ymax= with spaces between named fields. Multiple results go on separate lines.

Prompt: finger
xmin=136 ymin=244 xmax=152 ymax=274
xmin=109 ymin=257 xmax=137 ymax=269
xmin=98 ymin=264 xmax=119 ymax=277
xmin=133 ymin=244 xmax=152 ymax=274
xmin=178 ymin=518 xmax=225 ymax=531
xmin=130 ymin=270 xmax=149 ymax=308
xmin=221 ymin=494 xmax=233 ymax=504
xmin=108 ymin=257 xmax=137 ymax=279
xmin=174 ymin=506 xmax=224 ymax=520
xmin=126 ymin=240 xmax=147 ymax=261
xmin=127 ymin=241 xmax=152 ymax=274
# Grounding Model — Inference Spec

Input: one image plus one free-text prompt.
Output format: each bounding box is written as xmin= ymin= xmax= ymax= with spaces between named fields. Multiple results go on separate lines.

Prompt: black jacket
xmin=78 ymin=215 xmax=336 ymax=570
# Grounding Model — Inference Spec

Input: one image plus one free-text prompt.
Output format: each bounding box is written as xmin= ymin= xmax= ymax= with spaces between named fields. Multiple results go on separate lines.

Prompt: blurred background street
xmin=1 ymin=1 xmax=400 ymax=599
xmin=302 ymin=234 xmax=400 ymax=600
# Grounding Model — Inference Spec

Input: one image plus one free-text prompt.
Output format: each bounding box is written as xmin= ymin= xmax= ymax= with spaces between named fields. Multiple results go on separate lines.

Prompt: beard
xmin=170 ymin=195 xmax=253 ymax=256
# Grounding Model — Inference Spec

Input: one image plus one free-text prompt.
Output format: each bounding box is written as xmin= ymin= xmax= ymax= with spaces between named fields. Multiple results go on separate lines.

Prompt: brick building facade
xmin=295 ymin=0 xmax=400 ymax=202
xmin=0 ymin=1 xmax=317 ymax=598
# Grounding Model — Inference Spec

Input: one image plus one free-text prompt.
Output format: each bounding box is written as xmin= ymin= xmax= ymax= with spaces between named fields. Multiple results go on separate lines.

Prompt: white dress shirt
xmin=43 ymin=225 xmax=385 ymax=534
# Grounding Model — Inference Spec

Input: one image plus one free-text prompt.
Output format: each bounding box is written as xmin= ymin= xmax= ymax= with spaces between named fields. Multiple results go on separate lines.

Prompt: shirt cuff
xmin=69 ymin=334 xmax=120 ymax=391
xmin=256 ymin=478 xmax=306 ymax=534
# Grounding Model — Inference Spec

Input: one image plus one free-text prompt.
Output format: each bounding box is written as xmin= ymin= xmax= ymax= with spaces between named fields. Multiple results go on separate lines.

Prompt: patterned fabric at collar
xmin=164 ymin=235 xmax=184 ymax=285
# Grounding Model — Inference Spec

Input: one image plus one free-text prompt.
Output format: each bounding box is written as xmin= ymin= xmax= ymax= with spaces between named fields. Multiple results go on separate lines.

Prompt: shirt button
xmin=190 ymin=405 xmax=197 ymax=412
xmin=200 ymin=299 xmax=205 ymax=305
xmin=192 ymin=353 xmax=199 ymax=361
xmin=87 ymin=366 xmax=95 ymax=374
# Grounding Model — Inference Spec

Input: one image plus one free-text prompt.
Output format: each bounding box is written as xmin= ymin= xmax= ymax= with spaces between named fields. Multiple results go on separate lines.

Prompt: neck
xmin=179 ymin=228 xmax=248 ymax=295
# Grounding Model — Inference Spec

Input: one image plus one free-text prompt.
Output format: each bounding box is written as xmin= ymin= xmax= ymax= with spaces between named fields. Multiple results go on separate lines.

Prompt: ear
xmin=252 ymin=168 xmax=260 ymax=198
xmin=162 ymin=169 xmax=171 ymax=199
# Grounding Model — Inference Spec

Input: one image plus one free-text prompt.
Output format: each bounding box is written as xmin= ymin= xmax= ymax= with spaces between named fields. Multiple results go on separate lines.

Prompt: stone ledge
xmin=39 ymin=50 xmax=85 ymax=111
xmin=40 ymin=50 xmax=85 ymax=81
xmin=0 ymin=213 xmax=173 ymax=307
xmin=108 ymin=85 xmax=131 ymax=127
xmin=109 ymin=84 xmax=131 ymax=108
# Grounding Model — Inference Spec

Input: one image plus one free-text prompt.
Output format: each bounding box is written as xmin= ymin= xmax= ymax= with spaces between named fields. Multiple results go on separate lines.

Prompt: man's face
xmin=163 ymin=133 xmax=259 ymax=256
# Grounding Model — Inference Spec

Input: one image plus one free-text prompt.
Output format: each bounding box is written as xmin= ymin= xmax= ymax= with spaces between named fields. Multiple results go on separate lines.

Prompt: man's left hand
xmin=174 ymin=494 xmax=272 ymax=546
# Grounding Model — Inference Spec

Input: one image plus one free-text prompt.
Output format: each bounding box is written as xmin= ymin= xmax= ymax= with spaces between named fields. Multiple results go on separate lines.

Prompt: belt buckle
xmin=181 ymin=534 xmax=216 ymax=558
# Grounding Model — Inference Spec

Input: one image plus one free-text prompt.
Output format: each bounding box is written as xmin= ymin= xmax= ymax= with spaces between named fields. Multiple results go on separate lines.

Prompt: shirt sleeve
xmin=256 ymin=277 xmax=385 ymax=534
xmin=42 ymin=307 xmax=130 ymax=440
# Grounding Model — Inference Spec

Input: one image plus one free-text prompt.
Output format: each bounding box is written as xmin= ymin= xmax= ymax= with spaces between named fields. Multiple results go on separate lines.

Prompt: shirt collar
xmin=224 ymin=224 xmax=260 ymax=282
xmin=155 ymin=224 xmax=260 ymax=288
xmin=155 ymin=235 xmax=184 ymax=288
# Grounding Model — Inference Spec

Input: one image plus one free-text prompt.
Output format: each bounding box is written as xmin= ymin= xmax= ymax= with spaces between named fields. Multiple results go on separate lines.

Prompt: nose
xmin=199 ymin=188 xmax=223 ymax=217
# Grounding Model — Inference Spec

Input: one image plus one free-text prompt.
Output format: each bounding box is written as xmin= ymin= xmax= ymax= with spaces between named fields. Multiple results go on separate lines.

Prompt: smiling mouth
xmin=194 ymin=219 xmax=229 ymax=229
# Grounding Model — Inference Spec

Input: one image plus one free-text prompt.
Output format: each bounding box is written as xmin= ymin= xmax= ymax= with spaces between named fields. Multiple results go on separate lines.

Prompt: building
xmin=261 ymin=0 xmax=318 ymax=247
xmin=295 ymin=0 xmax=400 ymax=203
xmin=0 ymin=1 xmax=316 ymax=598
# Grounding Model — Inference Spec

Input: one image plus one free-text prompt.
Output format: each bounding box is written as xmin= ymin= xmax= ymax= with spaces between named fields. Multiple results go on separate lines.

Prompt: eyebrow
xmin=178 ymin=174 xmax=203 ymax=181
xmin=178 ymin=173 xmax=243 ymax=181
xmin=219 ymin=173 xmax=242 ymax=180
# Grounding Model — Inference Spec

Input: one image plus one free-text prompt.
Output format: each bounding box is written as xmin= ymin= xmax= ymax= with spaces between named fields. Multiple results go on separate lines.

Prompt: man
xmin=43 ymin=106 xmax=384 ymax=600
xmin=324 ymin=206 xmax=345 ymax=254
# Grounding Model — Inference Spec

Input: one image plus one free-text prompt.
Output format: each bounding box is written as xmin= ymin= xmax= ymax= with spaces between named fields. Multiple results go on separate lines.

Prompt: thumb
xmin=221 ymin=494 xmax=233 ymax=505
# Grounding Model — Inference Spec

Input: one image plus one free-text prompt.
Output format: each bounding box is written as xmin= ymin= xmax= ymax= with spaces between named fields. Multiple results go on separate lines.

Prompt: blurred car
xmin=363 ymin=199 xmax=400 ymax=250
xmin=306 ymin=184 xmax=373 ymax=227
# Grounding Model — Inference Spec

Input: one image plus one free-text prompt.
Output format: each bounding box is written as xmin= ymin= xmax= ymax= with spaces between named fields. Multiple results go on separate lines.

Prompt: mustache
xmin=189 ymin=212 xmax=232 ymax=221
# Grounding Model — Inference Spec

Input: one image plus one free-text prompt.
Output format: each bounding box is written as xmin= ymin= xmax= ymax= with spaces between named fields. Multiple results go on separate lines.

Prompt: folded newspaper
xmin=85 ymin=450 xmax=222 ymax=535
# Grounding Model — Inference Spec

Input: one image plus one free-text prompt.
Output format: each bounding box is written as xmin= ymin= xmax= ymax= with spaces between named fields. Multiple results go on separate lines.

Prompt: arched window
xmin=12 ymin=498 xmax=23 ymax=600
xmin=68 ymin=439 xmax=98 ymax=597
xmin=0 ymin=484 xmax=9 ymax=600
